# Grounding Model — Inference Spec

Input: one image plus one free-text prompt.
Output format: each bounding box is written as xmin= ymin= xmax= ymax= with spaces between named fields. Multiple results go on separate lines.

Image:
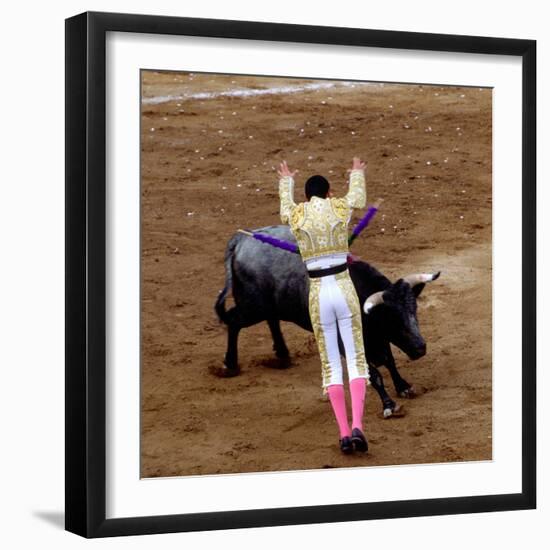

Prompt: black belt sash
xmin=307 ymin=263 xmax=348 ymax=279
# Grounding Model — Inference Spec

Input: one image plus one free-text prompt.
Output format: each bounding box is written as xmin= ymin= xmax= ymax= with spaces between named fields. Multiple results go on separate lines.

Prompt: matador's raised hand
xmin=277 ymin=160 xmax=298 ymax=178
xmin=347 ymin=157 xmax=366 ymax=173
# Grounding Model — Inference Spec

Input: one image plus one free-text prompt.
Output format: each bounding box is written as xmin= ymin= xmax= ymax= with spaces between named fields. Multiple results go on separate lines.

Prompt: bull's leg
xmin=219 ymin=323 xmax=241 ymax=377
xmin=215 ymin=304 xmax=265 ymax=377
xmin=368 ymin=364 xmax=401 ymax=418
xmin=209 ymin=323 xmax=241 ymax=378
xmin=385 ymin=352 xmax=416 ymax=398
xmin=267 ymin=319 xmax=291 ymax=368
xmin=340 ymin=332 xmax=401 ymax=418
xmin=216 ymin=306 xmax=246 ymax=377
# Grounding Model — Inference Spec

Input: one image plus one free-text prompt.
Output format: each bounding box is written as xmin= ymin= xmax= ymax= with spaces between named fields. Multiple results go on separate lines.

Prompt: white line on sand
xmin=142 ymin=81 xmax=378 ymax=105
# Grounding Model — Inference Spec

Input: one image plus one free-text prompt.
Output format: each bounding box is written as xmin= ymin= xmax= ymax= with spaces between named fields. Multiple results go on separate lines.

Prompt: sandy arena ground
xmin=140 ymin=71 xmax=492 ymax=477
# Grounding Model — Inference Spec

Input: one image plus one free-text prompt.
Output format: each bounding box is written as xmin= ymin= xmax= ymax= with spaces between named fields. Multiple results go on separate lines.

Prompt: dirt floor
xmin=140 ymin=71 xmax=492 ymax=477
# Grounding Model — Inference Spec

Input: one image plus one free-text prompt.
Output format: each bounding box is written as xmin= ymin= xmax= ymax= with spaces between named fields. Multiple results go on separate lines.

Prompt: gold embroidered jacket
xmin=279 ymin=169 xmax=366 ymax=261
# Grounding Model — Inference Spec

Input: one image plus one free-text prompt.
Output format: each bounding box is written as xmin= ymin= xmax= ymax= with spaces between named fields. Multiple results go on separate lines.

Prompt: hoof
xmin=276 ymin=355 xmax=292 ymax=369
xmin=382 ymin=402 xmax=405 ymax=419
xmin=399 ymin=386 xmax=418 ymax=399
xmin=275 ymin=349 xmax=291 ymax=360
xmin=209 ymin=364 xmax=240 ymax=378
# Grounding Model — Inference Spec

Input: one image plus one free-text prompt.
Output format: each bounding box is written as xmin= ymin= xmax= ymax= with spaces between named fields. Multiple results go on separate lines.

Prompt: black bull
xmin=214 ymin=225 xmax=440 ymax=417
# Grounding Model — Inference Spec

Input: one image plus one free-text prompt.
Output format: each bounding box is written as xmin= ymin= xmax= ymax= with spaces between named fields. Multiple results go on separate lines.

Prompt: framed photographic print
xmin=65 ymin=11 xmax=536 ymax=538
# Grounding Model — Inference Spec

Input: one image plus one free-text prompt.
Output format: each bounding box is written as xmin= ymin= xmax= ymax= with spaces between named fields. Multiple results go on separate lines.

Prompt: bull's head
xmin=363 ymin=272 xmax=441 ymax=360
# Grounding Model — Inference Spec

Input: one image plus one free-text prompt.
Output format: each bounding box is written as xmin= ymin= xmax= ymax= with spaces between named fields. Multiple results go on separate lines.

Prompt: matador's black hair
xmin=305 ymin=175 xmax=330 ymax=200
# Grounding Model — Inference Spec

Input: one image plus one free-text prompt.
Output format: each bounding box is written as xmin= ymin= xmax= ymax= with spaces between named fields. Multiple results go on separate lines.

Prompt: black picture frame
xmin=65 ymin=11 xmax=536 ymax=538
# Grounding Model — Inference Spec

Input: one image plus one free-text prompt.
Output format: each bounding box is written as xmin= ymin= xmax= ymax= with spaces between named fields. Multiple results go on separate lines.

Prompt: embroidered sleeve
xmin=279 ymin=175 xmax=297 ymax=224
xmin=344 ymin=169 xmax=366 ymax=209
xmin=330 ymin=197 xmax=352 ymax=223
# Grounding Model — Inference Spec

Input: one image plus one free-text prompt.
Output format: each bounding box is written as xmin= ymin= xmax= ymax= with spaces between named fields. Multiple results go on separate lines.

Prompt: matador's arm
xmin=277 ymin=160 xmax=298 ymax=224
xmin=279 ymin=175 xmax=296 ymax=224
xmin=343 ymin=168 xmax=367 ymax=209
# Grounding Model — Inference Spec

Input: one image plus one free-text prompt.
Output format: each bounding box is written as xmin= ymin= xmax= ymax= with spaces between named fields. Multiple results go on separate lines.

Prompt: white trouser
xmin=307 ymin=266 xmax=370 ymax=389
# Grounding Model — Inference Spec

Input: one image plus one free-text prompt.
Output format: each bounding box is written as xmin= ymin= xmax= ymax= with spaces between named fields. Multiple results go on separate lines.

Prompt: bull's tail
xmin=215 ymin=234 xmax=240 ymax=324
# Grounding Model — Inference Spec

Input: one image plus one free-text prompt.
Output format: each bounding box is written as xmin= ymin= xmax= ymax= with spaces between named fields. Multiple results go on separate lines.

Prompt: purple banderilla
xmin=239 ymin=199 xmax=382 ymax=254
xmin=348 ymin=200 xmax=382 ymax=245
xmin=247 ymin=231 xmax=300 ymax=253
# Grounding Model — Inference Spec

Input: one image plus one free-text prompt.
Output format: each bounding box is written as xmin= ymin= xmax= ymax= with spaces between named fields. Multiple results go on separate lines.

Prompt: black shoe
xmin=351 ymin=428 xmax=368 ymax=453
xmin=339 ymin=436 xmax=353 ymax=455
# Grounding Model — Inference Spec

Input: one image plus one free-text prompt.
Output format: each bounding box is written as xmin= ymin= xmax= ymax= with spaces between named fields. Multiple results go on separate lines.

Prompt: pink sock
xmin=350 ymin=378 xmax=366 ymax=431
xmin=327 ymin=384 xmax=351 ymax=438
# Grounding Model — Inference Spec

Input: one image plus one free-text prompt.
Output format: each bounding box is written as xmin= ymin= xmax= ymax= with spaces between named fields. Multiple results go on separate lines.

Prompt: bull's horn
xmin=363 ymin=291 xmax=385 ymax=314
xmin=403 ymin=271 xmax=441 ymax=286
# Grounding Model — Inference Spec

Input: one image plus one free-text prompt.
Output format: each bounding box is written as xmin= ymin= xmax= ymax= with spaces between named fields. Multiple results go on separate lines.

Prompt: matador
xmin=278 ymin=158 xmax=370 ymax=454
